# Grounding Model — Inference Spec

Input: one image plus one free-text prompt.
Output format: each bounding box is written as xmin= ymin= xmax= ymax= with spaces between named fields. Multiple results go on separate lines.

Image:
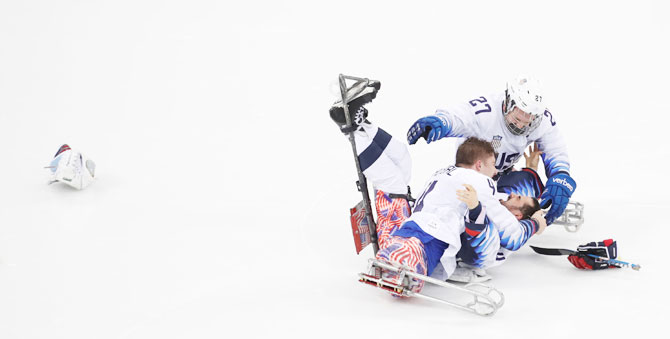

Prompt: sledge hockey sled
xmin=552 ymin=201 xmax=584 ymax=233
xmin=359 ymin=259 xmax=505 ymax=316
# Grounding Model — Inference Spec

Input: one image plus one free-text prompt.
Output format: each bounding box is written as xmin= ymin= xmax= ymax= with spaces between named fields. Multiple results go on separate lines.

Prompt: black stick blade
xmin=530 ymin=245 xmax=576 ymax=256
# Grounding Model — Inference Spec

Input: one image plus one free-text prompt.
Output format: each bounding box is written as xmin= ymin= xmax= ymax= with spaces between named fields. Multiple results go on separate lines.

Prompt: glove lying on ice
xmin=567 ymin=239 xmax=619 ymax=270
xmin=46 ymin=144 xmax=96 ymax=190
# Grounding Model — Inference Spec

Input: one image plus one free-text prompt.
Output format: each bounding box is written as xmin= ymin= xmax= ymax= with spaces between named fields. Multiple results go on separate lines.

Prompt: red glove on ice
xmin=567 ymin=239 xmax=619 ymax=270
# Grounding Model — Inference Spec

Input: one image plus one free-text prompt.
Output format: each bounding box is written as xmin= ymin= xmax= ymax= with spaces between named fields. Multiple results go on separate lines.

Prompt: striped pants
xmin=353 ymin=122 xmax=426 ymax=293
xmin=373 ymin=190 xmax=427 ymax=293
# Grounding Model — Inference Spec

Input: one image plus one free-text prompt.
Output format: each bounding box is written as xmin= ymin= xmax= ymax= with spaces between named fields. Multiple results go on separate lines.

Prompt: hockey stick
xmin=339 ymin=74 xmax=379 ymax=254
xmin=529 ymin=246 xmax=641 ymax=271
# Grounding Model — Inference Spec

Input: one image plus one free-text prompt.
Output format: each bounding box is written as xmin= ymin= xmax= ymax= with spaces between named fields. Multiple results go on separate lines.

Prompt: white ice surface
xmin=1 ymin=1 xmax=668 ymax=338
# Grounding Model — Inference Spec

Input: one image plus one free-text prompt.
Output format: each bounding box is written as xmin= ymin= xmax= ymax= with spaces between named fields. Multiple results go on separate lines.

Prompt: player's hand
xmin=523 ymin=142 xmax=542 ymax=171
xmin=457 ymin=184 xmax=479 ymax=209
xmin=540 ymin=173 xmax=577 ymax=224
xmin=530 ymin=209 xmax=547 ymax=235
xmin=568 ymin=239 xmax=619 ymax=270
xmin=407 ymin=116 xmax=451 ymax=145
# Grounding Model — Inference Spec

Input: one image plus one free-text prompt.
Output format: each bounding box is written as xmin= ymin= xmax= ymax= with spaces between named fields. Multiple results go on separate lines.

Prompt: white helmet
xmin=503 ymin=75 xmax=546 ymax=135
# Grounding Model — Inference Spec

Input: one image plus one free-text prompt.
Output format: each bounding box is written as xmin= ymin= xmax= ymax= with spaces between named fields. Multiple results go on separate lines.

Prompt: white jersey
xmin=405 ymin=166 xmax=534 ymax=277
xmin=433 ymin=92 xmax=570 ymax=178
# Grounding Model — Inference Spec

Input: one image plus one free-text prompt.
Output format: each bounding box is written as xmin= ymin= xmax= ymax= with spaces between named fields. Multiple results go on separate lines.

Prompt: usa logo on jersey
xmin=491 ymin=135 xmax=503 ymax=152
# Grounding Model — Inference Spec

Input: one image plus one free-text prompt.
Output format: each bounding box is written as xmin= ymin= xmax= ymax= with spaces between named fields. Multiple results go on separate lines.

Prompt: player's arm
xmin=487 ymin=199 xmax=541 ymax=251
xmin=536 ymin=121 xmax=570 ymax=178
xmin=475 ymin=178 xmax=542 ymax=251
xmin=456 ymin=183 xmax=488 ymax=232
xmin=535 ymin=112 xmax=577 ymax=224
xmin=456 ymin=184 xmax=491 ymax=243
xmin=407 ymin=100 xmax=481 ymax=144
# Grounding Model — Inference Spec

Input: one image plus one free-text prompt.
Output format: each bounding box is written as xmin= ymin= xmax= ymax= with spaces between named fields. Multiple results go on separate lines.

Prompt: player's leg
xmin=353 ymin=122 xmax=411 ymax=195
xmin=373 ymin=190 xmax=411 ymax=250
xmin=329 ymin=81 xmax=410 ymax=196
xmin=333 ymin=112 xmax=412 ymax=249
xmin=354 ymin=125 xmax=412 ymax=249
xmin=375 ymin=235 xmax=428 ymax=294
xmin=329 ymin=88 xmax=413 ymax=250
xmin=358 ymin=122 xmax=412 ymax=189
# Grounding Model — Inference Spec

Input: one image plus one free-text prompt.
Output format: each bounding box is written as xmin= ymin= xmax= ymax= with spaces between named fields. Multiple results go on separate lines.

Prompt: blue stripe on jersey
xmin=358 ymin=127 xmax=392 ymax=172
xmin=433 ymin=113 xmax=467 ymax=138
xmin=500 ymin=178 xmax=537 ymax=197
xmin=499 ymin=219 xmax=538 ymax=251
xmin=543 ymin=156 xmax=570 ymax=178
xmin=393 ymin=221 xmax=449 ymax=276
xmin=458 ymin=220 xmax=498 ymax=267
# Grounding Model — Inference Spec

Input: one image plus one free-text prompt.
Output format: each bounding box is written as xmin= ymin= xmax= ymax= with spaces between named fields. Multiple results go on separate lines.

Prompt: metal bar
xmin=339 ymin=74 xmax=379 ymax=254
xmin=406 ymin=290 xmax=497 ymax=316
xmin=366 ymin=259 xmax=504 ymax=316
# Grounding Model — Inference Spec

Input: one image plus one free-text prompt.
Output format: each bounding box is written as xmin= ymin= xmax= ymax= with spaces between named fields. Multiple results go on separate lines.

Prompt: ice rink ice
xmin=1 ymin=1 xmax=668 ymax=338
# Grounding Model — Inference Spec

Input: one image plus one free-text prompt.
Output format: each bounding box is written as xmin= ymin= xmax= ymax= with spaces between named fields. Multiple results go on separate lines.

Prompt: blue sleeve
xmin=535 ymin=111 xmax=571 ymax=178
xmin=498 ymin=219 xmax=538 ymax=251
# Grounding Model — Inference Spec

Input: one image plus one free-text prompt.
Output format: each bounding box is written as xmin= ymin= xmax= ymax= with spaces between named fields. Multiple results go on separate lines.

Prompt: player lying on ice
xmin=452 ymin=143 xmax=547 ymax=282
xmin=406 ymin=75 xmax=576 ymax=226
xmin=330 ymin=81 xmax=546 ymax=295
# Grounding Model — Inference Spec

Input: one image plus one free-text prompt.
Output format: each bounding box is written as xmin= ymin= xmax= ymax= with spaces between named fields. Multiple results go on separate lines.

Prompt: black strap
xmin=388 ymin=186 xmax=416 ymax=203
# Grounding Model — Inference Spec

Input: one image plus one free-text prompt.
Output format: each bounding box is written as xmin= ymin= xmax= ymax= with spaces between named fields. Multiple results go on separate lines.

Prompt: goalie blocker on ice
xmin=568 ymin=239 xmax=620 ymax=270
xmin=530 ymin=240 xmax=641 ymax=271
xmin=45 ymin=144 xmax=96 ymax=190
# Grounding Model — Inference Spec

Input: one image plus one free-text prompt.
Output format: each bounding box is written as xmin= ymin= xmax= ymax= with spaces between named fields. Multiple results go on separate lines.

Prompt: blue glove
xmin=540 ymin=172 xmax=576 ymax=225
xmin=406 ymin=116 xmax=451 ymax=145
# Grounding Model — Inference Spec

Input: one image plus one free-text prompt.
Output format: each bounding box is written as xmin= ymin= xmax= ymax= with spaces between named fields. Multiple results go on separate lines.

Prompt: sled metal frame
xmin=339 ymin=74 xmax=379 ymax=254
xmin=359 ymin=259 xmax=505 ymax=316
xmin=552 ymin=201 xmax=584 ymax=233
